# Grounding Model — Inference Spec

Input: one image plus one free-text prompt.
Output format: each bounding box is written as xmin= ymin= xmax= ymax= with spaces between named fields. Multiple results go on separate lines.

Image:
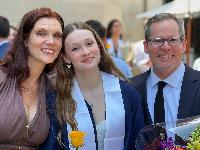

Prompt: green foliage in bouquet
xmin=187 ymin=124 xmax=200 ymax=150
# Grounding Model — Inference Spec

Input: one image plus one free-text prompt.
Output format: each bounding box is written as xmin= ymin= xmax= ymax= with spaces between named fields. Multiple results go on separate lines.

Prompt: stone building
xmin=0 ymin=0 xmax=164 ymax=42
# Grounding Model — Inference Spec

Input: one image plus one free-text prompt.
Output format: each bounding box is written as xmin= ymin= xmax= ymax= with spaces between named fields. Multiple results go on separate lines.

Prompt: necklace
xmin=25 ymin=122 xmax=31 ymax=136
xmin=83 ymin=84 xmax=104 ymax=109
xmin=77 ymin=74 xmax=104 ymax=109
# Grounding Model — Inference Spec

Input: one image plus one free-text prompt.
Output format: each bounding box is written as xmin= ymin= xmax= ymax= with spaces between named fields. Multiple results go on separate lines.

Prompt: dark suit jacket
xmin=40 ymin=80 xmax=145 ymax=150
xmin=0 ymin=41 xmax=10 ymax=59
xmin=130 ymin=65 xmax=200 ymax=125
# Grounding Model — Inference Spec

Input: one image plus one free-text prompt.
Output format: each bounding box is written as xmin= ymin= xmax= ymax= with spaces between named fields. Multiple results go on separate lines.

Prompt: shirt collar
xmin=149 ymin=62 xmax=185 ymax=88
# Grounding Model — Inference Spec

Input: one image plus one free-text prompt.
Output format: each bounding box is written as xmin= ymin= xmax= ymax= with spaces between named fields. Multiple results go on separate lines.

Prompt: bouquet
xmin=135 ymin=116 xmax=200 ymax=150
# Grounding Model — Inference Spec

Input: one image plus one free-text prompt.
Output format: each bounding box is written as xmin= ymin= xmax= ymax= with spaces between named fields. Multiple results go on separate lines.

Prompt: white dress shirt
xmin=146 ymin=62 xmax=185 ymax=124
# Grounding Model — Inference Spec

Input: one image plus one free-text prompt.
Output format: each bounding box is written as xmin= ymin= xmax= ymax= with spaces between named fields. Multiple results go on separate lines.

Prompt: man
xmin=0 ymin=16 xmax=10 ymax=58
xmin=130 ymin=13 xmax=200 ymax=125
xmin=86 ymin=20 xmax=133 ymax=78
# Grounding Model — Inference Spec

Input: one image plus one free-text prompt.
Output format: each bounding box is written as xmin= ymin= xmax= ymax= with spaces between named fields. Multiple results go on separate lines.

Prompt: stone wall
xmin=0 ymin=0 xmax=162 ymax=42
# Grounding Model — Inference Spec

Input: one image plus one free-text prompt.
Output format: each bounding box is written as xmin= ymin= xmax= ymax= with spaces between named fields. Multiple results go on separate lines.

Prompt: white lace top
xmin=96 ymin=120 xmax=106 ymax=150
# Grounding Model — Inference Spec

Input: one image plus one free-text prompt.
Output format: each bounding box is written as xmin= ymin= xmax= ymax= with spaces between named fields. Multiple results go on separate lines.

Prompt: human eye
xmin=169 ymin=37 xmax=180 ymax=45
xmin=153 ymin=38 xmax=163 ymax=43
xmin=71 ymin=47 xmax=79 ymax=51
xmin=54 ymin=33 xmax=63 ymax=39
xmin=170 ymin=38 xmax=178 ymax=42
xmin=87 ymin=41 xmax=93 ymax=46
xmin=150 ymin=38 xmax=163 ymax=47
xmin=36 ymin=30 xmax=47 ymax=37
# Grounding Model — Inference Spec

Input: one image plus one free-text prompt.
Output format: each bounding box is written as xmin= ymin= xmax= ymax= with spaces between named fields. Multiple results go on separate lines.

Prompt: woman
xmin=41 ymin=22 xmax=144 ymax=150
xmin=106 ymin=19 xmax=124 ymax=59
xmin=0 ymin=8 xmax=64 ymax=149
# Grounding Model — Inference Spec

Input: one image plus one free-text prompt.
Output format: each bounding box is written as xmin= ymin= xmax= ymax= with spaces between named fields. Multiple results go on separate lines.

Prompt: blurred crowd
xmin=0 ymin=15 xmax=152 ymax=78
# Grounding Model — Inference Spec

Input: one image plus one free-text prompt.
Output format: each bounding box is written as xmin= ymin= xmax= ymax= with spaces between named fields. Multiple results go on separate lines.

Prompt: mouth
xmin=82 ymin=57 xmax=94 ymax=63
xmin=41 ymin=48 xmax=55 ymax=55
xmin=158 ymin=54 xmax=174 ymax=59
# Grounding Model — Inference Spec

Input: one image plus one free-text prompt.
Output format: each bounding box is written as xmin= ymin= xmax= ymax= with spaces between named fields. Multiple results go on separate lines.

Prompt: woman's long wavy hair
xmin=56 ymin=22 xmax=127 ymax=132
xmin=0 ymin=8 xmax=64 ymax=86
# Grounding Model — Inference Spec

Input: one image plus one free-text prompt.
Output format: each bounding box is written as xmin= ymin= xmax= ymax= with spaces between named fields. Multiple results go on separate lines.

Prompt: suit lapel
xmin=132 ymin=65 xmax=200 ymax=123
xmin=178 ymin=65 xmax=199 ymax=119
xmin=133 ymin=70 xmax=153 ymax=125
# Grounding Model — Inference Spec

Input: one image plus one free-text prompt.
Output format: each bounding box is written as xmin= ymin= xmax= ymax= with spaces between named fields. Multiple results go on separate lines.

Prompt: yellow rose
xmin=69 ymin=131 xmax=86 ymax=149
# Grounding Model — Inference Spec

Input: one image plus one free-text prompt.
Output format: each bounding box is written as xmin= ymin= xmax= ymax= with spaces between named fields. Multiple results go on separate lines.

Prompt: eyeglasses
xmin=148 ymin=37 xmax=183 ymax=47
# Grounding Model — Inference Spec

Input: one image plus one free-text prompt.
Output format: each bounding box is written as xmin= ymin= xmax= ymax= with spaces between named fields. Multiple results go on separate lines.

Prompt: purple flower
xmin=160 ymin=137 xmax=175 ymax=149
xmin=159 ymin=137 xmax=187 ymax=150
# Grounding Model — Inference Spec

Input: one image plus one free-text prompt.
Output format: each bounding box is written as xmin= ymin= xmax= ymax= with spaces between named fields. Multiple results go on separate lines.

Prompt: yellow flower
xmin=105 ymin=43 xmax=111 ymax=49
xmin=69 ymin=130 xmax=86 ymax=149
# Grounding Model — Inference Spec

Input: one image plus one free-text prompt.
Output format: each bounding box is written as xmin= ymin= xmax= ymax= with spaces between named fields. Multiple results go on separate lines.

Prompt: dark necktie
xmin=154 ymin=81 xmax=167 ymax=124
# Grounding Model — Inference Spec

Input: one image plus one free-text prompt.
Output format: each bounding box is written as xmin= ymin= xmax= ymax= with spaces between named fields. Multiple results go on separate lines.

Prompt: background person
xmin=131 ymin=40 xmax=151 ymax=74
xmin=8 ymin=25 xmax=17 ymax=42
xmin=0 ymin=16 xmax=10 ymax=58
xmin=106 ymin=19 xmax=124 ymax=59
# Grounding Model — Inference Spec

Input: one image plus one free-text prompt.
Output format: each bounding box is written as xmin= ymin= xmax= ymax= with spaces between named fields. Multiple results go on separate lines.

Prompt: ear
xmin=181 ymin=38 xmax=187 ymax=54
xmin=63 ymin=55 xmax=71 ymax=63
xmin=143 ymin=40 xmax=149 ymax=54
xmin=24 ymin=39 xmax=28 ymax=47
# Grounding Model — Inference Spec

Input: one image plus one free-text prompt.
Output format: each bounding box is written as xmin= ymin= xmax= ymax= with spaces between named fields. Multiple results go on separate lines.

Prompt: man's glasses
xmin=148 ymin=37 xmax=183 ymax=47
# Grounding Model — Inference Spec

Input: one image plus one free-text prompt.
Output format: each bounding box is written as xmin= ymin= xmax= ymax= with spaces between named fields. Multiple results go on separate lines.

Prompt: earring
xmin=66 ymin=63 xmax=71 ymax=69
xmin=64 ymin=60 xmax=71 ymax=69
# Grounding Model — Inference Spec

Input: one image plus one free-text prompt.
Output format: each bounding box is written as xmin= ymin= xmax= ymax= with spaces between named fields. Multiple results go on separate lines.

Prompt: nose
xmin=46 ymin=36 xmax=54 ymax=44
xmin=161 ymin=40 xmax=171 ymax=50
xmin=82 ymin=47 xmax=90 ymax=56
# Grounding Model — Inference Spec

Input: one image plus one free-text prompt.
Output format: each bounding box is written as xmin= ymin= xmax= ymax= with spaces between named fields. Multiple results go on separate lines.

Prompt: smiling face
xmin=26 ymin=17 xmax=63 ymax=67
xmin=64 ymin=29 xmax=100 ymax=73
xmin=144 ymin=19 xmax=186 ymax=79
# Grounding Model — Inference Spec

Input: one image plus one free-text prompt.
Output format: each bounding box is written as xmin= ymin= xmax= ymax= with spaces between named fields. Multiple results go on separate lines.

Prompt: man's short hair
xmin=85 ymin=20 xmax=106 ymax=40
xmin=145 ymin=13 xmax=185 ymax=40
xmin=0 ymin=16 xmax=10 ymax=38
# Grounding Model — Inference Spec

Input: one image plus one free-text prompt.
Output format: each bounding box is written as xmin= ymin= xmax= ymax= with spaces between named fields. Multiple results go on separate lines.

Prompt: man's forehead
xmin=149 ymin=20 xmax=179 ymax=36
